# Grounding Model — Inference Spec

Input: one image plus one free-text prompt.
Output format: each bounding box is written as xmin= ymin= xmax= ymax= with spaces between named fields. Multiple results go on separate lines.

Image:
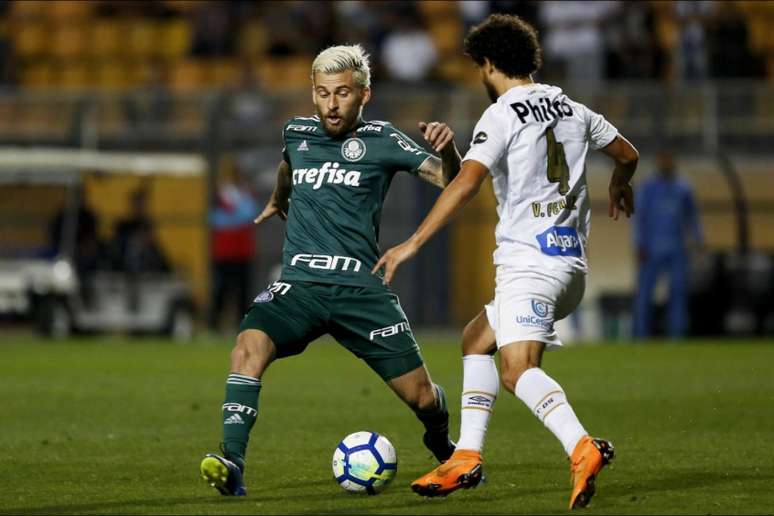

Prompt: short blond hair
xmin=311 ymin=44 xmax=371 ymax=88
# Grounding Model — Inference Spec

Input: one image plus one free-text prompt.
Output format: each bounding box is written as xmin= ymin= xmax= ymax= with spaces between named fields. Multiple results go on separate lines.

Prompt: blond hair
xmin=311 ymin=44 xmax=371 ymax=88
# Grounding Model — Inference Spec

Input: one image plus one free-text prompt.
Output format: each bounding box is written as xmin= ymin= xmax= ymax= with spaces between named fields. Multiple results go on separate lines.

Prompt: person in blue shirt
xmin=633 ymin=150 xmax=704 ymax=339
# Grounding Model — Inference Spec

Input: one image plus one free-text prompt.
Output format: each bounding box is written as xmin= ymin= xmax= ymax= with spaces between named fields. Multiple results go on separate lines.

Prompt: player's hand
xmin=608 ymin=178 xmax=634 ymax=221
xmin=372 ymin=239 xmax=420 ymax=285
xmin=254 ymin=197 xmax=288 ymax=225
xmin=419 ymin=121 xmax=455 ymax=153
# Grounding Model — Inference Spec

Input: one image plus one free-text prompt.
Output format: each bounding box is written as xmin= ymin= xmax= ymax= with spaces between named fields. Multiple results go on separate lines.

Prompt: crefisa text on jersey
xmin=292 ymin=161 xmax=362 ymax=189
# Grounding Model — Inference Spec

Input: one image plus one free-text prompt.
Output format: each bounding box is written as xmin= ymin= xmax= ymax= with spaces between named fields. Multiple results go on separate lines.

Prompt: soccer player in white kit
xmin=373 ymin=14 xmax=638 ymax=509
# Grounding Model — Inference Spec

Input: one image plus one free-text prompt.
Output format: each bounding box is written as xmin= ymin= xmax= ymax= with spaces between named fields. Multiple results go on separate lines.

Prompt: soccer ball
xmin=332 ymin=431 xmax=398 ymax=494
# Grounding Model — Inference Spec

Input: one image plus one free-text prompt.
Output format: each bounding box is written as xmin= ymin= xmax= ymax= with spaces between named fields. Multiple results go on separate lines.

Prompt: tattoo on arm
xmin=417 ymin=148 xmax=461 ymax=189
xmin=417 ymin=156 xmax=445 ymax=188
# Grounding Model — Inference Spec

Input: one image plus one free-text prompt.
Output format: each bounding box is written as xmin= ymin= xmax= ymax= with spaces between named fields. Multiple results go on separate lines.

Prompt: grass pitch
xmin=1 ymin=335 xmax=773 ymax=515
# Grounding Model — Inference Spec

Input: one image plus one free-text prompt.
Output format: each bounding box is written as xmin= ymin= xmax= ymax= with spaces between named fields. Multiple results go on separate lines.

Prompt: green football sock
xmin=416 ymin=383 xmax=450 ymax=435
xmin=221 ymin=373 xmax=261 ymax=472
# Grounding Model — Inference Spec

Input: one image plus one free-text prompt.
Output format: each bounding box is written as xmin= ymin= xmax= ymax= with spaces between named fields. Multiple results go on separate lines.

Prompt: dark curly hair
xmin=463 ymin=14 xmax=542 ymax=79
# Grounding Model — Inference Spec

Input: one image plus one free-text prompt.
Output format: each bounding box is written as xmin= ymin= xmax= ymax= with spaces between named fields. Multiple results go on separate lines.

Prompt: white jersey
xmin=463 ymin=83 xmax=618 ymax=273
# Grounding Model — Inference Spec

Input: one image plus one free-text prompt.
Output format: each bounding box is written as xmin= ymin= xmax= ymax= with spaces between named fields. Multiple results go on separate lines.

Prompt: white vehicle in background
xmin=0 ymin=148 xmax=204 ymax=340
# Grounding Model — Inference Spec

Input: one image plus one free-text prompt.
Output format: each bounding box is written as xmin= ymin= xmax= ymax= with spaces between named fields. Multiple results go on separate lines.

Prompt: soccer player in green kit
xmin=200 ymin=44 xmax=462 ymax=496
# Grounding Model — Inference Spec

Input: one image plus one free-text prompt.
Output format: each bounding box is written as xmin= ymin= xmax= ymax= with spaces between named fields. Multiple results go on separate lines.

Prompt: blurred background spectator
xmin=112 ymin=187 xmax=170 ymax=311
xmin=209 ymin=157 xmax=258 ymax=333
xmin=633 ymin=150 xmax=704 ymax=339
xmin=122 ymin=59 xmax=172 ymax=128
xmin=539 ymin=1 xmax=616 ymax=84
xmin=380 ymin=4 xmax=438 ymax=83
xmin=48 ymin=185 xmax=104 ymax=307
xmin=113 ymin=187 xmax=169 ymax=274
xmin=673 ymin=0 xmax=713 ymax=81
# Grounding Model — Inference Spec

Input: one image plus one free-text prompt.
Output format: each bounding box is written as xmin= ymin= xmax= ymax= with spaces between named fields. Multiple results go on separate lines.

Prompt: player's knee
xmin=500 ymin=370 xmax=516 ymax=393
xmin=461 ymin=319 xmax=495 ymax=356
xmin=500 ymin=361 xmax=531 ymax=393
xmin=231 ymin=330 xmax=274 ymax=373
xmin=400 ymin=376 xmax=436 ymax=412
xmin=413 ymin=385 xmax=437 ymax=412
xmin=461 ymin=320 xmax=480 ymax=355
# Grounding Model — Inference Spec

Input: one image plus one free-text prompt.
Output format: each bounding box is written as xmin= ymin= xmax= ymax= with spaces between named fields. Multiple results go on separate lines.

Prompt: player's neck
xmin=496 ymin=75 xmax=535 ymax=97
xmin=340 ymin=116 xmax=364 ymax=136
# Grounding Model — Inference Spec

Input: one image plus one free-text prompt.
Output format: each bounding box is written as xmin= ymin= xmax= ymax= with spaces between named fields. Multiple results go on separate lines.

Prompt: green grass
xmin=1 ymin=335 xmax=773 ymax=515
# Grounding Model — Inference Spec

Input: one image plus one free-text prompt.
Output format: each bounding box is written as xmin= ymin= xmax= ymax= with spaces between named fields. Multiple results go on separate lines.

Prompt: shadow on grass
xmin=604 ymin=468 xmax=774 ymax=498
xmin=0 ymin=480 xmax=337 ymax=515
xmin=9 ymin=469 xmax=765 ymax=515
xmin=1 ymin=493 xmax=328 ymax=515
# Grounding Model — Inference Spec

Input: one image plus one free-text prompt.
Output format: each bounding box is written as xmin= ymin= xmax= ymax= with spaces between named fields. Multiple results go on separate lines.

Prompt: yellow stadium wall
xmin=449 ymin=178 xmax=497 ymax=324
xmin=0 ymin=185 xmax=66 ymax=251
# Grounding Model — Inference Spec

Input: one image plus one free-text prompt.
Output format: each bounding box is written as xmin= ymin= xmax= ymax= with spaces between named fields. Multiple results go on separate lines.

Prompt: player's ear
xmin=360 ymin=86 xmax=371 ymax=106
xmin=483 ymin=57 xmax=495 ymax=76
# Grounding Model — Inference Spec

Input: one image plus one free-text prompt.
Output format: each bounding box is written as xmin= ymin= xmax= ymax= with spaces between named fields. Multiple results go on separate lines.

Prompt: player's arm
xmin=599 ymin=135 xmax=639 ymax=221
xmin=372 ymin=159 xmax=489 ymax=284
xmin=416 ymin=121 xmax=461 ymax=188
xmin=254 ymin=160 xmax=291 ymax=225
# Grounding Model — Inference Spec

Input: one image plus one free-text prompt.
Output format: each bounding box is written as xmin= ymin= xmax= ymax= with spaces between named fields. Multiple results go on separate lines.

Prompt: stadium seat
xmin=437 ymin=56 xmax=479 ymax=85
xmin=654 ymin=15 xmax=678 ymax=52
xmin=59 ymin=61 xmax=93 ymax=90
xmin=159 ymin=20 xmax=192 ymax=60
xmin=283 ymin=57 xmax=314 ymax=87
xmin=169 ymin=60 xmax=205 ymax=91
xmin=90 ymin=20 xmax=124 ymax=59
xmin=162 ymin=0 xmax=202 ymax=14
xmin=649 ymin=1 xmax=678 ymax=51
xmin=429 ymin=19 xmax=462 ymax=57
xmin=21 ymin=61 xmax=55 ymax=88
xmin=13 ymin=22 xmax=48 ymax=58
xmin=127 ymin=20 xmax=159 ymax=59
xmin=418 ymin=1 xmax=458 ymax=17
xmin=129 ymin=61 xmax=151 ymax=88
xmin=238 ymin=21 xmax=268 ymax=57
xmin=259 ymin=56 xmax=313 ymax=92
xmin=47 ymin=1 xmax=94 ymax=20
xmin=207 ymin=59 xmax=241 ymax=88
xmin=9 ymin=1 xmax=48 ymax=19
xmin=50 ymin=24 xmax=90 ymax=59
xmin=95 ymin=61 xmax=135 ymax=89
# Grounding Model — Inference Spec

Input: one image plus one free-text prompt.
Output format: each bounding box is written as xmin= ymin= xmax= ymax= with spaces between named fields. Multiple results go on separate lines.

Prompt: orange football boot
xmin=411 ymin=449 xmax=483 ymax=497
xmin=569 ymin=436 xmax=615 ymax=509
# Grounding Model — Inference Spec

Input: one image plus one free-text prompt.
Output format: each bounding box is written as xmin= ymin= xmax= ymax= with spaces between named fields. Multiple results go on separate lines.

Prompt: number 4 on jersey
xmin=545 ymin=127 xmax=570 ymax=195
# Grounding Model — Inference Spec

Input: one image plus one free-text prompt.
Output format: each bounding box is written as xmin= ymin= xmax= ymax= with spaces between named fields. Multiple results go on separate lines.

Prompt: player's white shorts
xmin=485 ymin=266 xmax=585 ymax=349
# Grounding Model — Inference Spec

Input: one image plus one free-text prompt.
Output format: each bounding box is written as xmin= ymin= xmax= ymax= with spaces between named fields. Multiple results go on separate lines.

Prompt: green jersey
xmin=279 ymin=115 xmax=433 ymax=288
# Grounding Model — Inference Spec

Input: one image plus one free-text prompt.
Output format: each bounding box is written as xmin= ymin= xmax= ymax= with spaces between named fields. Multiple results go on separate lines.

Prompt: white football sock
xmin=456 ymin=354 xmax=499 ymax=452
xmin=514 ymin=367 xmax=587 ymax=456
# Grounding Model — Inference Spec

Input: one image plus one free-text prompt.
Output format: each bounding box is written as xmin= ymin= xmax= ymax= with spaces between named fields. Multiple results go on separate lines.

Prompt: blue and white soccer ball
xmin=332 ymin=431 xmax=398 ymax=494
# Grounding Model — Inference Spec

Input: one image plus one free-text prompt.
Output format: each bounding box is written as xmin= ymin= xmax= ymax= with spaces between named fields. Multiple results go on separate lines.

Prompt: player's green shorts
xmin=239 ymin=281 xmax=423 ymax=381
